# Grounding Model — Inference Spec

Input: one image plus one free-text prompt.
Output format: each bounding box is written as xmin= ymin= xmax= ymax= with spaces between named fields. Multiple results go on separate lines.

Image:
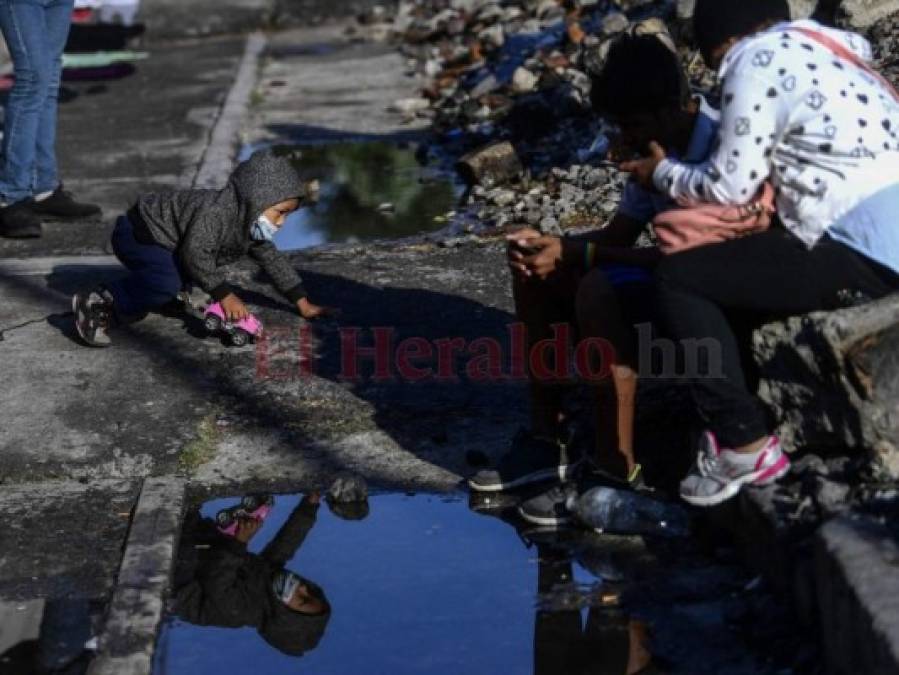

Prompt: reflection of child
xmin=73 ymin=150 xmax=334 ymax=347
xmin=175 ymin=494 xmax=330 ymax=658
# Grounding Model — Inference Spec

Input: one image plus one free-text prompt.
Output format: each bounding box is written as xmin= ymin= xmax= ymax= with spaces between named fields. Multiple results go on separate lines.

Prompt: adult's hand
xmin=519 ymin=236 xmax=564 ymax=280
xmin=507 ymin=228 xmax=542 ymax=279
xmin=620 ymin=141 xmax=666 ymax=189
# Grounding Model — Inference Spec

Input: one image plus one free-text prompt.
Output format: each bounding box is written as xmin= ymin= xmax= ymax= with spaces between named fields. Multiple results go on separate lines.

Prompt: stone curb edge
xmin=87 ymin=477 xmax=186 ymax=675
xmin=815 ymin=515 xmax=899 ymax=675
xmin=191 ymin=31 xmax=267 ymax=189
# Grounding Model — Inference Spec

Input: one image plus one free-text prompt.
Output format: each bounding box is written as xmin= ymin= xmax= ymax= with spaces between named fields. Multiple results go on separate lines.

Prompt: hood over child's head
xmin=262 ymin=570 xmax=331 ymax=657
xmin=229 ymin=149 xmax=316 ymax=226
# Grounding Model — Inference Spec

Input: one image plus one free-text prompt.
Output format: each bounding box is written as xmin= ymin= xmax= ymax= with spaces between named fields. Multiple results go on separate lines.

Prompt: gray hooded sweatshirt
xmin=129 ymin=150 xmax=309 ymax=302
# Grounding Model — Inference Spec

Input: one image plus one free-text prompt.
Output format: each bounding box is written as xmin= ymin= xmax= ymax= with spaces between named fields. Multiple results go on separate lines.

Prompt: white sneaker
xmin=680 ymin=432 xmax=790 ymax=507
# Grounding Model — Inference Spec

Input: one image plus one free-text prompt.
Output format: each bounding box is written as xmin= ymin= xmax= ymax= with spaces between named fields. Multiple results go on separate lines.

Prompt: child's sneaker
xmin=679 ymin=432 xmax=790 ymax=507
xmin=73 ymin=289 xmax=115 ymax=347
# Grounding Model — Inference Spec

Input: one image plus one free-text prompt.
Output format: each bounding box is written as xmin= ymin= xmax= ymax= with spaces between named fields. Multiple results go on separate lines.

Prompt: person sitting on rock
xmin=621 ymin=0 xmax=899 ymax=507
xmin=469 ymin=32 xmax=721 ymax=526
xmin=175 ymin=493 xmax=331 ymax=658
xmin=71 ymin=149 xmax=334 ymax=347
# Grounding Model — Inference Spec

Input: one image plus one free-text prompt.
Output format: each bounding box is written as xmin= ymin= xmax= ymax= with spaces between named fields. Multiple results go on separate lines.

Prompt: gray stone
xmin=539 ymin=215 xmax=559 ymax=232
xmin=388 ymin=97 xmax=431 ymax=115
xmin=511 ymin=66 xmax=539 ymax=94
xmin=327 ymin=472 xmax=369 ymax=503
xmin=754 ymin=293 xmax=899 ymax=455
xmin=812 ymin=476 xmax=851 ymax=517
xmin=816 ymin=516 xmax=899 ymax=675
xmin=839 ymin=0 xmax=899 ymax=27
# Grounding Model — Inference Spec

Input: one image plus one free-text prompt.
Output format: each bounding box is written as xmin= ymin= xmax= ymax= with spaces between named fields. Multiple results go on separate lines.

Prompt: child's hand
xmin=235 ymin=516 xmax=262 ymax=543
xmin=297 ymin=297 xmax=339 ymax=320
xmin=221 ymin=293 xmax=250 ymax=321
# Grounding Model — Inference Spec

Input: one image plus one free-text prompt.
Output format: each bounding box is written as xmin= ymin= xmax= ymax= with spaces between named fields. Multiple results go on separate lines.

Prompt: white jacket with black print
xmin=653 ymin=20 xmax=899 ymax=249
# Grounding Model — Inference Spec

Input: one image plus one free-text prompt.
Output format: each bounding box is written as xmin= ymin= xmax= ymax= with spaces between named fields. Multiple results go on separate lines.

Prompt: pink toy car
xmin=203 ymin=302 xmax=263 ymax=347
xmin=215 ymin=494 xmax=275 ymax=537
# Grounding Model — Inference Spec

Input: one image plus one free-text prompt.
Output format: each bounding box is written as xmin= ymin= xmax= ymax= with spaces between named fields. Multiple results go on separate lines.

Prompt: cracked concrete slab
xmin=0 ymin=480 xmax=139 ymax=601
xmin=0 ymin=35 xmax=246 ymax=259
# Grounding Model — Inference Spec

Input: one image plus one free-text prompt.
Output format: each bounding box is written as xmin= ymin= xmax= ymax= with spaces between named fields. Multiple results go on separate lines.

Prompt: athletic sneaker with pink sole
xmin=679 ymin=432 xmax=791 ymax=507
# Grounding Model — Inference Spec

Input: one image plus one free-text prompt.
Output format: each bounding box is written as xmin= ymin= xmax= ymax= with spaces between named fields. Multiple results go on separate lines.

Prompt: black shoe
xmin=31 ymin=186 xmax=101 ymax=220
xmin=518 ymin=464 xmax=650 ymax=528
xmin=517 ymin=482 xmax=580 ymax=527
xmin=0 ymin=200 xmax=42 ymax=238
xmin=468 ymin=429 xmax=582 ymax=493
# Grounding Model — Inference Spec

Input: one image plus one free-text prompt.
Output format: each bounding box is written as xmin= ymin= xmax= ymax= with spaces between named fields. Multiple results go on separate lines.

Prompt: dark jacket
xmin=175 ymin=499 xmax=330 ymax=658
xmin=129 ymin=150 xmax=310 ymax=302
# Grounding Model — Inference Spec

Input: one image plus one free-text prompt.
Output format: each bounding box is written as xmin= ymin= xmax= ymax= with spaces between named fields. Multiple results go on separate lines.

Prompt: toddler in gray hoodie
xmin=73 ymin=150 xmax=331 ymax=346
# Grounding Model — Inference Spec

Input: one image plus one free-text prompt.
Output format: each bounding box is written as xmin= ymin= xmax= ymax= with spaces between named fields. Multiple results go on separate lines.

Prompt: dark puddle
xmin=154 ymin=492 xmax=815 ymax=675
xmin=253 ymin=143 xmax=461 ymax=250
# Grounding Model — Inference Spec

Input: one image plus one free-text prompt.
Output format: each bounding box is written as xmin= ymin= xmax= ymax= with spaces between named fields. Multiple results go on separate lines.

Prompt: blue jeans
xmin=106 ymin=215 xmax=184 ymax=317
xmin=0 ymin=0 xmax=74 ymax=204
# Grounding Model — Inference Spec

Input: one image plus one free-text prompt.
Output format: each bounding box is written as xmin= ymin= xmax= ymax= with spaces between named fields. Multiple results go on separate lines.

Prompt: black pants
xmin=655 ymin=228 xmax=899 ymax=448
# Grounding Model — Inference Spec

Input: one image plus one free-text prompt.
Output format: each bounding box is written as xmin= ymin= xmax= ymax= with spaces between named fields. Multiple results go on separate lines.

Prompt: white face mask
xmin=251 ymin=214 xmax=279 ymax=241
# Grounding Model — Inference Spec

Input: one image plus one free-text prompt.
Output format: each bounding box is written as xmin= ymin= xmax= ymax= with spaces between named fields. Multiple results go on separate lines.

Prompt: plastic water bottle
xmin=566 ymin=486 xmax=690 ymax=538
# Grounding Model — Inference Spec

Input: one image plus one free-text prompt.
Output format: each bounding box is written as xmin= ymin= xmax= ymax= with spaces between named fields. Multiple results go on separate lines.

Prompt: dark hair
xmin=693 ymin=0 xmax=791 ymax=63
xmin=590 ymin=34 xmax=689 ymax=118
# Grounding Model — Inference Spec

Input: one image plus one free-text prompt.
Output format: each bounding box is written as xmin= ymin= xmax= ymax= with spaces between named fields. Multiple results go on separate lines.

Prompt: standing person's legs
xmin=575 ymin=269 xmax=651 ymax=484
xmin=513 ymin=270 xmax=581 ymax=438
xmin=0 ymin=0 xmax=53 ymax=236
xmin=469 ymin=270 xmax=582 ymax=492
xmin=33 ymin=0 xmax=73 ymax=198
xmin=655 ymin=229 xmax=899 ymax=505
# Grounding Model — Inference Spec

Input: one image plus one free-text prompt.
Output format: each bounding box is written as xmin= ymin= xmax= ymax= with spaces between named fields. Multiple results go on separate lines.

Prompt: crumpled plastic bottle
xmin=566 ymin=486 xmax=690 ymax=538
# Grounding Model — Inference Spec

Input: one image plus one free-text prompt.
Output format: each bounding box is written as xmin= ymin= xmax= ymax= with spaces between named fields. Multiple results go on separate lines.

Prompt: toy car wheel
xmin=241 ymin=495 xmax=261 ymax=510
xmin=204 ymin=315 xmax=222 ymax=332
xmin=231 ymin=329 xmax=249 ymax=347
xmin=215 ymin=509 xmax=233 ymax=527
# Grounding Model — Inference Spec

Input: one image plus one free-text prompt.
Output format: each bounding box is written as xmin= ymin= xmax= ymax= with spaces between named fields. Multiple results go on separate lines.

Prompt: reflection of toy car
xmin=203 ymin=302 xmax=263 ymax=347
xmin=215 ymin=494 xmax=275 ymax=537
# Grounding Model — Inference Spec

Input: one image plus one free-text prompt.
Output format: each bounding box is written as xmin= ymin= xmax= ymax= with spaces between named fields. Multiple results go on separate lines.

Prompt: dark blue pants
xmin=106 ymin=215 xmax=183 ymax=317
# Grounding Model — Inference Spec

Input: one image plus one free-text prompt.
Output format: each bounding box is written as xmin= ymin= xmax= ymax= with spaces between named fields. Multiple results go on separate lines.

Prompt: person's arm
xmin=653 ymin=71 xmax=784 ymax=205
xmin=560 ymin=212 xmax=660 ymax=268
xmin=247 ymin=240 xmax=307 ymax=304
xmin=260 ymin=495 xmax=320 ymax=567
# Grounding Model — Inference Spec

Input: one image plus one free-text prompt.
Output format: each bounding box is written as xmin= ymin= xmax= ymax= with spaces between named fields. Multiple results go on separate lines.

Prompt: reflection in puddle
xmin=0 ymin=598 xmax=99 ymax=674
xmin=266 ymin=143 xmax=460 ymax=250
xmin=155 ymin=492 xmax=807 ymax=675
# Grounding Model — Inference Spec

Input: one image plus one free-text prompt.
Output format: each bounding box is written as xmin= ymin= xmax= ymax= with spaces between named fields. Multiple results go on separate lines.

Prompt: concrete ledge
xmin=193 ymin=32 xmax=266 ymax=189
xmin=816 ymin=516 xmax=899 ymax=675
xmin=88 ymin=477 xmax=186 ymax=675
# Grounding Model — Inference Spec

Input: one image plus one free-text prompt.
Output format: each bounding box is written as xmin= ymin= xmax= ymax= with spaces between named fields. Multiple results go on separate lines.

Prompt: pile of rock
xmin=352 ymin=0 xmax=899 ymax=240
xmin=352 ymin=1 xmax=689 ymax=234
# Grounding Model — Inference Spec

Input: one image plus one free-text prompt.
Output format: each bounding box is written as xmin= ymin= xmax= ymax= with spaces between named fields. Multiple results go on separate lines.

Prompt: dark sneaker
xmin=517 ymin=482 xmax=580 ymax=527
xmin=518 ymin=462 xmax=652 ymax=527
xmin=0 ymin=200 xmax=42 ymax=238
xmin=468 ymin=429 xmax=581 ymax=493
xmin=31 ymin=186 xmax=101 ymax=220
xmin=72 ymin=289 xmax=115 ymax=347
